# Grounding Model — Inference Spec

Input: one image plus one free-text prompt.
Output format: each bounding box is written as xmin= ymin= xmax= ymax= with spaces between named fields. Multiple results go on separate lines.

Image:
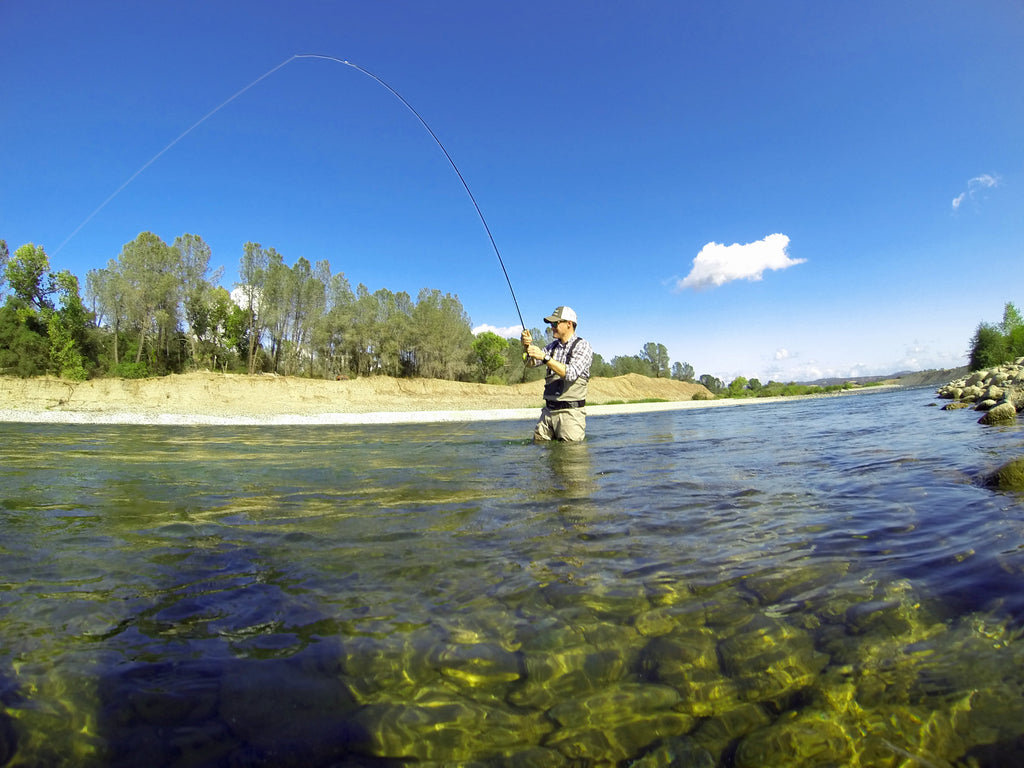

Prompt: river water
xmin=2 ymin=387 xmax=1024 ymax=767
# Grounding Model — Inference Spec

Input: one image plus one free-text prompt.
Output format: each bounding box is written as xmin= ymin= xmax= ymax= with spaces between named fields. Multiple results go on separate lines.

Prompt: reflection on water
xmin=3 ymin=389 xmax=1024 ymax=765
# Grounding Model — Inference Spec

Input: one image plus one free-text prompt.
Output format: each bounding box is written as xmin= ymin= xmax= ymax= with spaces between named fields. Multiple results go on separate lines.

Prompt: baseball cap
xmin=544 ymin=306 xmax=578 ymax=325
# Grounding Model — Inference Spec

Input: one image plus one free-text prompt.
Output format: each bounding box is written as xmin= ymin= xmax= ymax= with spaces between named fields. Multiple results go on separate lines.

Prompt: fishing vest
xmin=543 ymin=336 xmax=589 ymax=404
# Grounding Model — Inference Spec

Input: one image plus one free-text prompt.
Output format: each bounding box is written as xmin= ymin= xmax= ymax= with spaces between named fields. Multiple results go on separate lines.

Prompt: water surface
xmin=2 ymin=388 xmax=1024 ymax=766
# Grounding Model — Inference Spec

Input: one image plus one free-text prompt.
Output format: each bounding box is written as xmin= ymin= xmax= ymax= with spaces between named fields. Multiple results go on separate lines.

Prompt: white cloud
xmin=774 ymin=348 xmax=792 ymax=361
xmin=472 ymin=323 xmax=522 ymax=338
xmin=674 ymin=233 xmax=805 ymax=291
xmin=952 ymin=173 xmax=999 ymax=211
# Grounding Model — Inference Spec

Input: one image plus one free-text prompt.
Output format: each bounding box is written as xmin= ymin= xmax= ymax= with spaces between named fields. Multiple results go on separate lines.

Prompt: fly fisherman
xmin=521 ymin=306 xmax=594 ymax=442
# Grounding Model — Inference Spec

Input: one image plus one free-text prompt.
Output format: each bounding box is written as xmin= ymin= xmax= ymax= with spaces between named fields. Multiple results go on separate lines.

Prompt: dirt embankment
xmin=0 ymin=372 xmax=712 ymax=419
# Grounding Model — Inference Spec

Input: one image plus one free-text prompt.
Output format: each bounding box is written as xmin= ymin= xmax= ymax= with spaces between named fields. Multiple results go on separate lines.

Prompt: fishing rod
xmin=56 ymin=54 xmax=527 ymax=332
xmin=295 ymin=55 xmax=526 ymax=332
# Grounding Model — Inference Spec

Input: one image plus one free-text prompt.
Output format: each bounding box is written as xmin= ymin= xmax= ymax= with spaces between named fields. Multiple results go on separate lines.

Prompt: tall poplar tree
xmin=238 ymin=242 xmax=269 ymax=374
xmin=118 ymin=232 xmax=182 ymax=366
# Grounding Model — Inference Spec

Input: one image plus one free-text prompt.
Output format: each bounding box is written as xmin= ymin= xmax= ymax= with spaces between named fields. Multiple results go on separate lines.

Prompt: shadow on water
xmin=97 ymin=655 xmax=366 ymax=767
xmin=0 ymin=678 xmax=16 ymax=768
xmin=87 ymin=534 xmax=379 ymax=766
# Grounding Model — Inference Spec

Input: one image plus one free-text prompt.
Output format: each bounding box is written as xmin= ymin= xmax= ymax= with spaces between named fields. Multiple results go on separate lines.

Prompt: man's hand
xmin=521 ymin=329 xmax=541 ymax=362
xmin=524 ymin=344 xmax=545 ymax=361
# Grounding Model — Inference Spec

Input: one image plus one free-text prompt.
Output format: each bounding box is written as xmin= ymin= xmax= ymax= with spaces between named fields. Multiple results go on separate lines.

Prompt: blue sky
xmin=2 ymin=1 xmax=1022 ymax=382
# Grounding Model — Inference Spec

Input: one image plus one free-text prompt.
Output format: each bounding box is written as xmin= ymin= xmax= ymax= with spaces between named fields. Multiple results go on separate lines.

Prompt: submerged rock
xmin=352 ymin=695 xmax=550 ymax=762
xmin=986 ymin=457 xmax=1024 ymax=491
xmin=733 ymin=711 xmax=852 ymax=768
xmin=631 ymin=735 xmax=717 ymax=768
xmin=717 ymin=615 xmax=829 ymax=703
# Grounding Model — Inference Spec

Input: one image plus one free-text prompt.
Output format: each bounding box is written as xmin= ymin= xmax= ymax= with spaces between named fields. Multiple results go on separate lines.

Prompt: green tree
xmin=117 ymin=232 xmax=183 ymax=368
xmin=641 ymin=342 xmax=670 ymax=377
xmin=611 ymin=354 xmax=654 ymax=376
xmin=314 ymin=271 xmax=356 ymax=378
xmin=1 ymin=243 xmax=55 ymax=376
xmin=373 ymin=288 xmax=413 ymax=376
xmin=260 ymin=248 xmax=290 ymax=372
xmin=472 ymin=331 xmax=508 ymax=383
xmin=86 ymin=261 xmax=129 ymax=368
xmin=590 ymin=352 xmax=614 ymax=378
xmin=969 ymin=322 xmax=1008 ymax=371
xmin=238 ymin=242 xmax=270 ymax=374
xmin=285 ymin=256 xmax=325 ymax=376
xmin=671 ymin=361 xmax=695 ymax=382
xmin=47 ymin=270 xmax=90 ymax=379
xmin=199 ymin=286 xmax=238 ymax=371
xmin=1001 ymin=301 xmax=1023 ymax=336
xmin=409 ymin=288 xmax=473 ymax=380
xmin=699 ymin=374 xmax=724 ymax=393
xmin=0 ymin=305 xmax=49 ymax=376
xmin=174 ymin=233 xmax=222 ymax=369
xmin=728 ymin=376 xmax=749 ymax=396
xmin=6 ymin=243 xmax=52 ymax=312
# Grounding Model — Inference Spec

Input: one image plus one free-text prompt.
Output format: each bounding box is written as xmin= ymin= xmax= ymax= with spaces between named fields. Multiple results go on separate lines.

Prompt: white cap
xmin=543 ymin=306 xmax=577 ymax=325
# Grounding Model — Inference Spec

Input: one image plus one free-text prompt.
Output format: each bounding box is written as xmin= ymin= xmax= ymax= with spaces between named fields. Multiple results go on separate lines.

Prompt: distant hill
xmin=802 ymin=366 xmax=969 ymax=389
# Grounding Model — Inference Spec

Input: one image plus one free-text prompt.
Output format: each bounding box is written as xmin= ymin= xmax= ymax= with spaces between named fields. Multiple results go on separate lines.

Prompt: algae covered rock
xmin=631 ymin=735 xmax=716 ymax=767
xmin=942 ymin=401 xmax=971 ymax=411
xmin=978 ymin=402 xmax=1017 ymax=425
xmin=733 ymin=711 xmax=852 ymax=768
xmin=352 ymin=695 xmax=550 ymax=762
xmin=986 ymin=457 xmax=1024 ymax=491
xmin=717 ymin=615 xmax=829 ymax=703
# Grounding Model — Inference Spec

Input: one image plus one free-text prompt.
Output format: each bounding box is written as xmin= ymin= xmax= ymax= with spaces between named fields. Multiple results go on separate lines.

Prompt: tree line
xmin=0 ymin=233 xmax=709 ymax=384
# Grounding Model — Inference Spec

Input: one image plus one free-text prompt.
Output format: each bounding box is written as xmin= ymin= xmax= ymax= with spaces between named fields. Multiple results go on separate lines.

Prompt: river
xmin=2 ymin=387 xmax=1023 ymax=766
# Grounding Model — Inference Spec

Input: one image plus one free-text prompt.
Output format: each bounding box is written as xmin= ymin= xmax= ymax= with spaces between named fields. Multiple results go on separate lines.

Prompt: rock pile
xmin=936 ymin=357 xmax=1024 ymax=425
xmin=938 ymin=358 xmax=1024 ymax=491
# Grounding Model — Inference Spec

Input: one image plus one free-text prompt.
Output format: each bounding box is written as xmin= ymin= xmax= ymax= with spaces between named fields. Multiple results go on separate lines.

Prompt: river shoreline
xmin=0 ymin=371 xmax=899 ymax=426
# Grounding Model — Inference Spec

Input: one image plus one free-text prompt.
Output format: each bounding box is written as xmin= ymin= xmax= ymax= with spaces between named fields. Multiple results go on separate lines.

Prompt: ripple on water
xmin=3 ymin=390 xmax=1024 ymax=764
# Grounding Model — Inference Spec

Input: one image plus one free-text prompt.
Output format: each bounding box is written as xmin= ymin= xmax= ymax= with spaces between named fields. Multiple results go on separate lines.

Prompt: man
xmin=521 ymin=306 xmax=594 ymax=442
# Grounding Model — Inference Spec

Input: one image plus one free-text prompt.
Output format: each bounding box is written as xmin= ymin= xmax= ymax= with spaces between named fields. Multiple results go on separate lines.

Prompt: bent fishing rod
xmin=56 ymin=53 xmax=527 ymax=333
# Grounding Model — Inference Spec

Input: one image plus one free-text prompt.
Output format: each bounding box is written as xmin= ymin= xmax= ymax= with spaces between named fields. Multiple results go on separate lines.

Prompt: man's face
xmin=550 ymin=319 xmax=573 ymax=342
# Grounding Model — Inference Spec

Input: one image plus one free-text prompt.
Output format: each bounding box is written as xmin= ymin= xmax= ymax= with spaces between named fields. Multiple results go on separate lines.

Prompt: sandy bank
xmin=0 ymin=372 xmax=887 ymax=426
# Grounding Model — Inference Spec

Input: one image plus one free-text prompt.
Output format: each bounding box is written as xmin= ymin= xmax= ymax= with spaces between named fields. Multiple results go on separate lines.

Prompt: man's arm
xmin=563 ymin=339 xmax=593 ymax=383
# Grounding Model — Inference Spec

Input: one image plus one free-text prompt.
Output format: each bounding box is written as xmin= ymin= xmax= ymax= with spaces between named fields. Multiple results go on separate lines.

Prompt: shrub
xmin=114 ymin=361 xmax=150 ymax=379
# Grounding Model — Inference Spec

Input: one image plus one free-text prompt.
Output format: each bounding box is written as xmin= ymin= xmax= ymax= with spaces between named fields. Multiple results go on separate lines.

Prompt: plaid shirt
xmin=536 ymin=334 xmax=594 ymax=385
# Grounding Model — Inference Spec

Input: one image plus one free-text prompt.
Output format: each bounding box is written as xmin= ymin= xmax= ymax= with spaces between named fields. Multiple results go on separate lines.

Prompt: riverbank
xmin=0 ymin=372 xmax=890 ymax=426
xmin=0 ymin=371 xmax=710 ymax=425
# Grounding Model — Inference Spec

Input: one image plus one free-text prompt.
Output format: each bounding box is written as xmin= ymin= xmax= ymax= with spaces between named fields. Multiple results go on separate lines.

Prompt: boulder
xmin=942 ymin=402 xmax=971 ymax=411
xmin=986 ymin=457 xmax=1024 ymax=492
xmin=966 ymin=371 xmax=988 ymax=387
xmin=979 ymin=403 xmax=1017 ymax=425
xmin=1007 ymin=386 xmax=1024 ymax=411
xmin=960 ymin=385 xmax=984 ymax=402
xmin=983 ymin=385 xmax=1005 ymax=401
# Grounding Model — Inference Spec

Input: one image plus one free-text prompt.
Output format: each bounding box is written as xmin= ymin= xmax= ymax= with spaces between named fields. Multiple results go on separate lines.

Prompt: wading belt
xmin=546 ymin=400 xmax=586 ymax=410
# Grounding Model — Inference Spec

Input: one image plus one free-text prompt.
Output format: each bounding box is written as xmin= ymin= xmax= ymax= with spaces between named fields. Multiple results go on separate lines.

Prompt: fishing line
xmin=55 ymin=53 xmax=527 ymax=331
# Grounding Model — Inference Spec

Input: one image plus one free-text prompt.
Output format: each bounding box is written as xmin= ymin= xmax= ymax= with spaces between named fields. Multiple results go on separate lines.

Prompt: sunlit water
xmin=3 ymin=388 xmax=1024 ymax=767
